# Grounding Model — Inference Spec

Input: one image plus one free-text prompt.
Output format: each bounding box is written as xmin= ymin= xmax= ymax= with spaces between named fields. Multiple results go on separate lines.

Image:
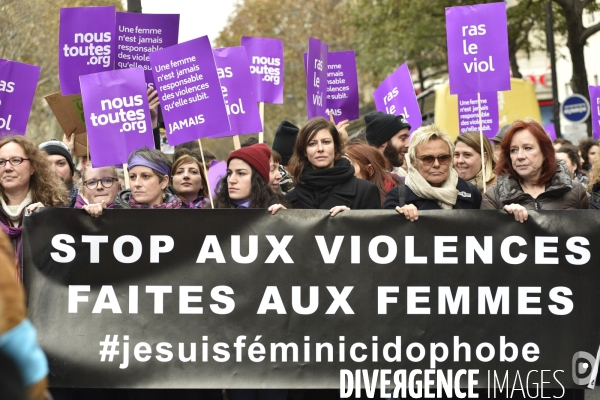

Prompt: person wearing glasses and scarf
xmin=75 ymin=164 xmax=121 ymax=211
xmin=383 ymin=124 xmax=482 ymax=221
xmin=0 ymin=136 xmax=68 ymax=282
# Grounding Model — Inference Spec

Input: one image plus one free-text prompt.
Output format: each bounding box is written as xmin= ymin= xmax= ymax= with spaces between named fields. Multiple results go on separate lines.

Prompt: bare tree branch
xmin=581 ymin=21 xmax=600 ymax=43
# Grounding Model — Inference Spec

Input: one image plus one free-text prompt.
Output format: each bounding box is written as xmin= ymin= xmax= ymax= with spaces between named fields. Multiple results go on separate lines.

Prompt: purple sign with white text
xmin=446 ymin=2 xmax=511 ymax=95
xmin=457 ymin=92 xmax=498 ymax=138
xmin=544 ymin=124 xmax=557 ymax=141
xmin=149 ymin=36 xmax=230 ymax=146
xmin=241 ymin=36 xmax=284 ymax=104
xmin=59 ymin=6 xmax=116 ymax=95
xmin=373 ymin=63 xmax=422 ymax=133
xmin=326 ymin=51 xmax=359 ymax=123
xmin=0 ymin=60 xmax=41 ymax=135
xmin=590 ymin=86 xmax=600 ymax=139
xmin=116 ymin=12 xmax=180 ymax=89
xmin=306 ymin=38 xmax=328 ymax=119
xmin=80 ymin=68 xmax=155 ymax=167
xmin=209 ymin=47 xmax=263 ymax=138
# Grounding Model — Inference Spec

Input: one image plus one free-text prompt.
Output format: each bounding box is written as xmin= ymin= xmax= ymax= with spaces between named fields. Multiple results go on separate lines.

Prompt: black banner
xmin=23 ymin=209 xmax=600 ymax=393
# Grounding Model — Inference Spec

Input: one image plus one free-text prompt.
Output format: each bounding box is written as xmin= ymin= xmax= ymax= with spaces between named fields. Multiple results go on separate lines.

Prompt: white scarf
xmin=405 ymin=156 xmax=459 ymax=210
xmin=1 ymin=190 xmax=33 ymax=227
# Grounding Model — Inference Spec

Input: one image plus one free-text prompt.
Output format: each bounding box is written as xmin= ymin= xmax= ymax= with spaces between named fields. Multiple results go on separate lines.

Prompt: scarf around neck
xmin=293 ymin=158 xmax=355 ymax=209
xmin=405 ymin=156 xmax=459 ymax=210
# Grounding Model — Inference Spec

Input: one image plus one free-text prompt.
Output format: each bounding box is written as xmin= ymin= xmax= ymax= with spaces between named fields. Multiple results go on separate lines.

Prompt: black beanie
xmin=364 ymin=112 xmax=411 ymax=148
xmin=272 ymin=120 xmax=299 ymax=166
xmin=39 ymin=139 xmax=75 ymax=176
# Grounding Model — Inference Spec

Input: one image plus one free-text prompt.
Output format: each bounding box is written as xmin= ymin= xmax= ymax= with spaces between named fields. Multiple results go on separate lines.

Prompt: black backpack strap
xmin=397 ymin=183 xmax=406 ymax=208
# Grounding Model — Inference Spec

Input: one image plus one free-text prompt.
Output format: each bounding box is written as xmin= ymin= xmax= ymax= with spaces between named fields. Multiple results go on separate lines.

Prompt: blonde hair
xmin=455 ymin=131 xmax=496 ymax=184
xmin=0 ymin=136 xmax=68 ymax=206
xmin=407 ymin=124 xmax=454 ymax=164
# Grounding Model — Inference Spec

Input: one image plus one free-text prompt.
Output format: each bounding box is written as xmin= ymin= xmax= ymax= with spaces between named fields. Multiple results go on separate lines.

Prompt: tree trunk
xmin=509 ymin=49 xmax=522 ymax=79
xmin=555 ymin=0 xmax=593 ymax=135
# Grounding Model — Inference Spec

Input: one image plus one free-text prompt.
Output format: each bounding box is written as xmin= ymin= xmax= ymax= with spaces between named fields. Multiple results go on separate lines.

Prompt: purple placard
xmin=0 ymin=60 xmax=41 ymax=135
xmin=306 ymin=38 xmax=328 ymax=119
xmin=325 ymin=51 xmax=359 ymax=123
xmin=590 ymin=86 xmax=600 ymax=139
xmin=544 ymin=124 xmax=557 ymax=141
xmin=240 ymin=36 xmax=284 ymax=104
xmin=59 ymin=6 xmax=116 ymax=95
xmin=116 ymin=12 xmax=179 ymax=89
xmin=457 ymin=92 xmax=499 ymax=138
xmin=80 ymin=68 xmax=155 ymax=167
xmin=446 ymin=2 xmax=511 ymax=95
xmin=209 ymin=47 xmax=263 ymax=138
xmin=149 ymin=36 xmax=230 ymax=146
xmin=373 ymin=63 xmax=422 ymax=133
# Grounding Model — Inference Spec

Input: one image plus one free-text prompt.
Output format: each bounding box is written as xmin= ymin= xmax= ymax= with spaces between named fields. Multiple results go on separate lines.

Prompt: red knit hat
xmin=227 ymin=143 xmax=272 ymax=183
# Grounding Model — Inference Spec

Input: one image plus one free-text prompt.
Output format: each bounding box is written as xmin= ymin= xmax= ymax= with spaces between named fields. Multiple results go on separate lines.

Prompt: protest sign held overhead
xmin=457 ymin=91 xmax=499 ymax=137
xmin=44 ymin=91 xmax=88 ymax=157
xmin=446 ymin=2 xmax=511 ymax=95
xmin=373 ymin=63 xmax=422 ymax=133
xmin=303 ymin=51 xmax=360 ymax=123
xmin=241 ymin=36 xmax=284 ymax=104
xmin=0 ymin=59 xmax=41 ymax=135
xmin=149 ymin=36 xmax=230 ymax=146
xmin=209 ymin=47 xmax=263 ymax=138
xmin=80 ymin=68 xmax=154 ymax=167
xmin=116 ymin=12 xmax=180 ymax=89
xmin=306 ymin=37 xmax=328 ymax=119
xmin=24 ymin=209 xmax=600 ymax=391
xmin=590 ymin=85 xmax=600 ymax=139
xmin=325 ymin=51 xmax=359 ymax=123
xmin=59 ymin=6 xmax=116 ymax=95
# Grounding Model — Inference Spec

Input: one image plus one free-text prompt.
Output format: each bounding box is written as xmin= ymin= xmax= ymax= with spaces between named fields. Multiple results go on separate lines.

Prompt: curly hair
xmin=213 ymin=163 xmax=288 ymax=209
xmin=0 ymin=136 xmax=68 ymax=206
xmin=578 ymin=138 xmax=599 ymax=171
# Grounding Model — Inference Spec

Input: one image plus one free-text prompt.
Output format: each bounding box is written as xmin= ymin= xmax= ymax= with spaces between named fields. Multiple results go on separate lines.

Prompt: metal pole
xmin=546 ymin=0 xmax=561 ymax=138
xmin=127 ymin=0 xmax=142 ymax=13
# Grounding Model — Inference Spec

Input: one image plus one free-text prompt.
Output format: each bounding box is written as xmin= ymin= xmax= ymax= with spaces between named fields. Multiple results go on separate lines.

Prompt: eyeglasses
xmin=83 ymin=177 xmax=118 ymax=190
xmin=416 ymin=154 xmax=451 ymax=166
xmin=0 ymin=157 xmax=30 ymax=167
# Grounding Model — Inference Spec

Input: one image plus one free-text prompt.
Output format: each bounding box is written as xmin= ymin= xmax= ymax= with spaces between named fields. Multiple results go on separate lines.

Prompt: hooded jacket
xmin=481 ymin=161 xmax=589 ymax=210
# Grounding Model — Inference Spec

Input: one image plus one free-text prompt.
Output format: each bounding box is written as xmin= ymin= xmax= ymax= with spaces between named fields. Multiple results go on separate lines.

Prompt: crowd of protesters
xmin=2 ymin=100 xmax=599 ymax=400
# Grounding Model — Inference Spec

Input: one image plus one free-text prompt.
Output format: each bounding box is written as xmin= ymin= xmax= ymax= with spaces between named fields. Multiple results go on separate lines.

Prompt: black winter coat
xmin=383 ymin=177 xmax=482 ymax=210
xmin=286 ymin=176 xmax=381 ymax=210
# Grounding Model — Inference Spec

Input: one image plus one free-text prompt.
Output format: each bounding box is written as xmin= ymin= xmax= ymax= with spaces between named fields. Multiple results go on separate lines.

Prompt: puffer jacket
xmin=481 ymin=161 xmax=589 ymax=210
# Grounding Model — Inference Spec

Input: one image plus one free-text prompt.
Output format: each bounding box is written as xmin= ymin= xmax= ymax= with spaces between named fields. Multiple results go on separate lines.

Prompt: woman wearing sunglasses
xmin=76 ymin=164 xmax=121 ymax=211
xmin=384 ymin=124 xmax=482 ymax=221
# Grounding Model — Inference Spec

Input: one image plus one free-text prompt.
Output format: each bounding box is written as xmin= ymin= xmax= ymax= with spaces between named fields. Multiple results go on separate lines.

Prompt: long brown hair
xmin=494 ymin=120 xmax=556 ymax=185
xmin=0 ymin=136 xmax=68 ymax=206
xmin=345 ymin=142 xmax=391 ymax=205
xmin=171 ymin=152 xmax=209 ymax=199
xmin=288 ymin=117 xmax=343 ymax=184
